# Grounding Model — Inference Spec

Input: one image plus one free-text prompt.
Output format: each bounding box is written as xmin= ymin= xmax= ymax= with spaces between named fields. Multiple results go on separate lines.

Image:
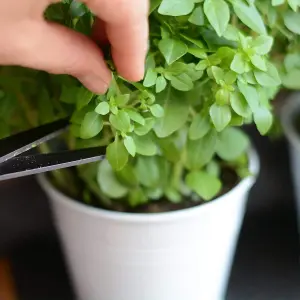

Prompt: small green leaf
xmin=209 ymin=104 xmax=231 ymax=132
xmin=250 ymin=54 xmax=267 ymax=71
xmin=288 ymin=0 xmax=299 ymax=11
xmin=106 ymin=137 xmax=129 ymax=171
xmin=143 ymin=68 xmax=158 ymax=87
xmin=170 ymin=73 xmax=194 ymax=91
xmin=97 ymin=160 xmax=128 ymax=198
xmin=126 ymin=109 xmax=145 ymax=125
xmin=128 ymin=189 xmax=147 ymax=207
xmin=134 ymin=118 xmax=155 ymax=135
xmin=237 ymin=81 xmax=259 ymax=112
xmin=272 ymin=0 xmax=285 ymax=5
xmin=115 ymin=94 xmax=130 ymax=106
xmin=189 ymin=6 xmax=205 ymax=25
xmin=186 ymin=130 xmax=217 ymax=169
xmin=282 ymin=69 xmax=300 ymax=89
xmin=284 ymin=11 xmax=300 ymax=34
xmin=211 ymin=66 xmax=225 ymax=84
xmin=252 ymin=35 xmax=273 ymax=55
xmin=254 ymin=107 xmax=273 ymax=135
xmin=204 ymin=0 xmax=230 ymax=36
xmin=230 ymin=91 xmax=251 ymax=118
xmin=124 ymin=135 xmax=136 ymax=157
xmin=133 ymin=133 xmax=157 ymax=156
xmin=156 ymin=76 xmax=167 ymax=93
xmin=196 ymin=60 xmax=209 ymax=71
xmin=216 ymin=89 xmax=230 ymax=105
xmin=216 ymin=127 xmax=250 ymax=160
xmin=109 ymin=111 xmax=131 ymax=132
xmin=158 ymin=0 xmax=195 ymax=16
xmin=95 ymin=102 xmax=110 ymax=115
xmin=150 ymin=104 xmax=164 ymax=118
xmin=154 ymin=86 xmax=189 ymax=137
xmin=158 ymin=38 xmax=188 ymax=65
xmin=157 ymin=138 xmax=181 ymax=162
xmin=145 ymin=54 xmax=156 ymax=70
xmin=80 ymin=112 xmax=103 ymax=139
xmin=76 ymin=87 xmax=94 ymax=110
xmin=116 ymin=164 xmax=138 ymax=187
xmin=231 ymin=53 xmax=247 ymax=74
xmin=254 ymin=62 xmax=281 ymax=87
xmin=186 ymin=171 xmax=221 ymax=200
xmin=189 ymin=113 xmax=211 ymax=140
xmin=206 ymin=160 xmax=220 ymax=177
xmin=135 ymin=156 xmax=160 ymax=188
xmin=59 ymin=86 xmax=80 ymax=104
xmin=232 ymin=1 xmax=266 ymax=34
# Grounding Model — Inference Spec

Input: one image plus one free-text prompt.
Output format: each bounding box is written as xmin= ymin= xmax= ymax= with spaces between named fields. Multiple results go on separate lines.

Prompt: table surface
xmin=1 ymin=126 xmax=300 ymax=300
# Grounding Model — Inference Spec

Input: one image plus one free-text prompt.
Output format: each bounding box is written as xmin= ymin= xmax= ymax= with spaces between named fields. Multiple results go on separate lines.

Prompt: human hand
xmin=0 ymin=0 xmax=149 ymax=93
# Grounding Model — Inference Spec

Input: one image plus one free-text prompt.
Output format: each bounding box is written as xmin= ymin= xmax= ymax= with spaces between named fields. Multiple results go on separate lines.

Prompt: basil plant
xmin=0 ymin=0 xmax=298 ymax=211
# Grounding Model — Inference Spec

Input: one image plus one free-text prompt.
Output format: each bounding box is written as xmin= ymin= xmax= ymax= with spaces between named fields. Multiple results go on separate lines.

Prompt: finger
xmin=92 ymin=18 xmax=108 ymax=46
xmin=1 ymin=20 xmax=111 ymax=94
xmin=85 ymin=0 xmax=149 ymax=81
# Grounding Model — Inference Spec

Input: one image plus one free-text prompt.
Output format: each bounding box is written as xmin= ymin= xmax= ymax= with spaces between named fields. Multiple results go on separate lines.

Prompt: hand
xmin=0 ymin=0 xmax=149 ymax=93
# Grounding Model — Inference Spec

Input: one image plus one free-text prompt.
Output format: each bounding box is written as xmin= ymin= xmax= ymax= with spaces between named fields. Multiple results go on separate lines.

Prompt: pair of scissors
xmin=0 ymin=118 xmax=105 ymax=181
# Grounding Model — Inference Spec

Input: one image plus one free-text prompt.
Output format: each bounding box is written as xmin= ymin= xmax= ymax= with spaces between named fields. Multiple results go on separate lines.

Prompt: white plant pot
xmin=281 ymin=92 xmax=300 ymax=232
xmin=38 ymin=150 xmax=259 ymax=300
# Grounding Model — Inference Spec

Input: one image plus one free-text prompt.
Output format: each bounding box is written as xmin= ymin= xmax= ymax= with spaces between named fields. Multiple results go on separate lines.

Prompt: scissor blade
xmin=0 ymin=147 xmax=105 ymax=181
xmin=0 ymin=118 xmax=70 ymax=164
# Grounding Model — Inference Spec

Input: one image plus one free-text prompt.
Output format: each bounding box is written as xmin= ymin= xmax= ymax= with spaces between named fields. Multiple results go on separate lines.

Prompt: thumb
xmin=3 ymin=21 xmax=111 ymax=94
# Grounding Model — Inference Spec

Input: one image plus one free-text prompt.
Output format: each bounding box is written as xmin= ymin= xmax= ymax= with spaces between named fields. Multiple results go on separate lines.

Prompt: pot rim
xmin=37 ymin=148 xmax=259 ymax=223
xmin=281 ymin=92 xmax=300 ymax=151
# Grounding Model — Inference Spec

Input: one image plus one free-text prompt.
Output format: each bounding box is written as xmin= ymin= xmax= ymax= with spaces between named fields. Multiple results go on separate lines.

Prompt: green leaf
xmin=252 ymin=35 xmax=273 ymax=55
xmin=95 ymin=102 xmax=110 ymax=115
xmin=133 ymin=133 xmax=157 ymax=156
xmin=284 ymin=53 xmax=300 ymax=72
xmin=76 ymin=87 xmax=94 ymax=110
xmin=109 ymin=111 xmax=131 ymax=132
xmin=250 ymin=54 xmax=266 ymax=71
xmin=282 ymin=69 xmax=300 ymax=89
xmin=106 ymin=137 xmax=129 ymax=171
xmin=158 ymin=0 xmax=195 ymax=16
xmin=189 ymin=113 xmax=211 ymax=140
xmin=135 ymin=156 xmax=160 ymax=188
xmin=216 ymin=127 xmax=250 ymax=161
xmin=154 ymin=86 xmax=189 ymax=137
xmin=80 ymin=112 xmax=103 ymax=139
xmin=97 ymin=160 xmax=128 ymax=198
xmin=189 ymin=6 xmax=205 ymax=25
xmin=128 ymin=189 xmax=147 ymax=207
xmin=157 ymin=138 xmax=181 ymax=162
xmin=237 ymin=81 xmax=259 ymax=112
xmin=206 ymin=160 xmax=220 ymax=177
xmin=284 ymin=11 xmax=300 ymax=34
xmin=38 ymin=89 xmax=55 ymax=124
xmin=115 ymin=94 xmax=130 ymax=106
xmin=254 ymin=62 xmax=281 ymax=87
xmin=230 ymin=91 xmax=251 ymax=118
xmin=231 ymin=53 xmax=247 ymax=74
xmin=124 ymin=135 xmax=136 ymax=157
xmin=186 ymin=171 xmax=221 ymax=200
xmin=272 ymin=0 xmax=285 ymax=5
xmin=186 ymin=64 xmax=204 ymax=81
xmin=116 ymin=164 xmax=138 ymax=187
xmin=0 ymin=121 xmax=9 ymax=139
xmin=145 ymin=53 xmax=156 ymax=70
xmin=211 ymin=66 xmax=225 ymax=84
xmin=204 ymin=0 xmax=230 ymax=36
xmin=170 ymin=73 xmax=194 ymax=91
xmin=59 ymin=85 xmax=80 ymax=104
xmin=254 ymin=107 xmax=273 ymax=135
xmin=143 ymin=68 xmax=158 ymax=87
xmin=126 ymin=109 xmax=145 ymax=125
xmin=232 ymin=1 xmax=266 ymax=34
xmin=155 ymin=76 xmax=167 ymax=93
xmin=186 ymin=130 xmax=217 ymax=169
xmin=150 ymin=104 xmax=164 ymax=117
xmin=288 ymin=0 xmax=299 ymax=11
xmin=134 ymin=118 xmax=155 ymax=135
xmin=158 ymin=39 xmax=188 ymax=65
xmin=150 ymin=0 xmax=163 ymax=14
xmin=209 ymin=104 xmax=231 ymax=132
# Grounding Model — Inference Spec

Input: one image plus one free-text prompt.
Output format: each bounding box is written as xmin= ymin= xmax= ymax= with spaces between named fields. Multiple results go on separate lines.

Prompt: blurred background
xmin=1 ymin=102 xmax=300 ymax=299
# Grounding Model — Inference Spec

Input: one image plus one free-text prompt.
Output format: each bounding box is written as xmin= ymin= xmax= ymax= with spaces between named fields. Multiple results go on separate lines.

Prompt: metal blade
xmin=0 ymin=147 xmax=105 ymax=181
xmin=0 ymin=118 xmax=70 ymax=164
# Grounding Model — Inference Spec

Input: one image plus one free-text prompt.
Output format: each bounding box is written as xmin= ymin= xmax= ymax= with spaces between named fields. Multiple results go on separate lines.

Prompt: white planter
xmin=38 ymin=150 xmax=259 ymax=300
xmin=281 ymin=92 xmax=300 ymax=232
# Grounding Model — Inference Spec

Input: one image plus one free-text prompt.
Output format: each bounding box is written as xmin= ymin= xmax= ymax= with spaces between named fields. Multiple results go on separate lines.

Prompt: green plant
xmin=0 ymin=0 xmax=298 ymax=211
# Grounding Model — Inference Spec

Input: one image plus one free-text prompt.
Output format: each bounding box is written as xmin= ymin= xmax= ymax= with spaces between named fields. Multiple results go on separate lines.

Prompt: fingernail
xmin=79 ymin=75 xmax=110 ymax=94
